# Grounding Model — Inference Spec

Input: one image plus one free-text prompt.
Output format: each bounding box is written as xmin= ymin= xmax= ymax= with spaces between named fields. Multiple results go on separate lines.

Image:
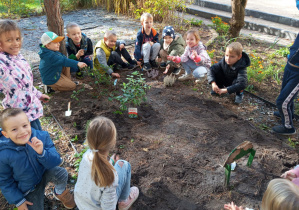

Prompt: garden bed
xmin=1 ymin=9 xmax=299 ymax=210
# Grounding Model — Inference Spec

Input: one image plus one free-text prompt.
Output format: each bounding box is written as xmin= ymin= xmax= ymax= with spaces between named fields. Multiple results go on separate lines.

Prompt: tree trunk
xmin=229 ymin=0 xmax=247 ymax=38
xmin=43 ymin=0 xmax=66 ymax=55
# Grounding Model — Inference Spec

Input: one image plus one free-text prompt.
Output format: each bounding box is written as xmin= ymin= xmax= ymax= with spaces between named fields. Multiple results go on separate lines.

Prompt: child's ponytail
xmin=92 ymin=151 xmax=115 ymax=187
xmin=87 ymin=116 xmax=117 ymax=187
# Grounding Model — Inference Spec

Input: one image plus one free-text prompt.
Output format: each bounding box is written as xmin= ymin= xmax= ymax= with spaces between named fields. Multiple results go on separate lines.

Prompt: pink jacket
xmin=180 ymin=41 xmax=211 ymax=68
xmin=0 ymin=52 xmax=43 ymax=122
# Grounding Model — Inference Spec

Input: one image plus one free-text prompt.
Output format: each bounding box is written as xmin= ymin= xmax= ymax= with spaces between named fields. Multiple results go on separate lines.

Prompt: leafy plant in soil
xmin=113 ymin=71 xmax=150 ymax=115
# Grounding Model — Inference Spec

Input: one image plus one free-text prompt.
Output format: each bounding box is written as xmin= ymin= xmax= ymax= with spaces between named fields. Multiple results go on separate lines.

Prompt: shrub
xmin=114 ymin=71 xmax=150 ymax=112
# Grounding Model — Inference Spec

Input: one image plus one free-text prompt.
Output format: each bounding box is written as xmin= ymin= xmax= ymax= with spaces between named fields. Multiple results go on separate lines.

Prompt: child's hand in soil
xmin=78 ymin=62 xmax=87 ymax=68
xmin=137 ymin=61 xmax=142 ymax=67
xmin=18 ymin=200 xmax=33 ymax=210
xmin=27 ymin=137 xmax=43 ymax=155
xmin=119 ymin=44 xmax=125 ymax=51
xmin=224 ymin=202 xmax=244 ymax=210
xmin=163 ymin=64 xmax=171 ymax=74
xmin=211 ymin=82 xmax=220 ymax=93
xmin=218 ymin=88 xmax=228 ymax=95
xmin=111 ymin=73 xmax=120 ymax=78
xmin=281 ymin=170 xmax=297 ymax=181
xmin=76 ymin=49 xmax=85 ymax=59
xmin=40 ymin=94 xmax=50 ymax=103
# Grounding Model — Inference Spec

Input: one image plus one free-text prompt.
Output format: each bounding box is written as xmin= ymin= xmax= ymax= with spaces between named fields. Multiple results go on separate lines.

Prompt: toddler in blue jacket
xmin=39 ymin=31 xmax=87 ymax=92
xmin=0 ymin=108 xmax=75 ymax=210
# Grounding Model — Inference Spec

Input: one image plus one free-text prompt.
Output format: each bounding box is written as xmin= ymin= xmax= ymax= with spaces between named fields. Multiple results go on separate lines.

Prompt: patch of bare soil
xmin=45 ymin=52 xmax=298 ymax=209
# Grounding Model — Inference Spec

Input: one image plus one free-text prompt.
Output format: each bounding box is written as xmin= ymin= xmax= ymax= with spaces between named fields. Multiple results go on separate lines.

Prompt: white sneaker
xmin=178 ymin=74 xmax=193 ymax=81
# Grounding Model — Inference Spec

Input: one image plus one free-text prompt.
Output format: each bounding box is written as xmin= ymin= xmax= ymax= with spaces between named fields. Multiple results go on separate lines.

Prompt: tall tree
xmin=229 ymin=0 xmax=247 ymax=38
xmin=43 ymin=0 xmax=66 ymax=55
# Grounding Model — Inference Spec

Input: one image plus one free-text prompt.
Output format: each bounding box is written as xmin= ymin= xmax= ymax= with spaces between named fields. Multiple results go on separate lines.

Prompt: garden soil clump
xmin=1 ymin=8 xmax=299 ymax=210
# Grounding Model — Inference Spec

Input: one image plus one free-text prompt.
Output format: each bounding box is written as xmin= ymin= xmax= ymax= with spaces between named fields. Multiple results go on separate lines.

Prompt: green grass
xmin=0 ymin=0 xmax=43 ymax=17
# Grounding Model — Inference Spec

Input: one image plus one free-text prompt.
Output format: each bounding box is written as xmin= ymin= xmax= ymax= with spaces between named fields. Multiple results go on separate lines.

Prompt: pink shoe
xmin=118 ymin=186 xmax=139 ymax=210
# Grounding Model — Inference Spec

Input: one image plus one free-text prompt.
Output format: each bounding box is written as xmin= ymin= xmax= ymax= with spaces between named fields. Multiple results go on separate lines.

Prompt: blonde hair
xmin=261 ymin=179 xmax=299 ymax=210
xmin=185 ymin=29 xmax=200 ymax=42
xmin=0 ymin=20 xmax=21 ymax=40
xmin=87 ymin=116 xmax=117 ymax=187
xmin=104 ymin=30 xmax=117 ymax=39
xmin=227 ymin=42 xmax=243 ymax=56
xmin=66 ymin=22 xmax=80 ymax=33
xmin=0 ymin=108 xmax=25 ymax=131
xmin=140 ymin=13 xmax=153 ymax=23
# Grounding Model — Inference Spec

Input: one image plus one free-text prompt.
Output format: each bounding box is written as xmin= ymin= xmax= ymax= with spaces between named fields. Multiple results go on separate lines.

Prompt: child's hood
xmin=221 ymin=51 xmax=251 ymax=70
xmin=38 ymin=44 xmax=60 ymax=59
xmin=171 ymin=34 xmax=185 ymax=47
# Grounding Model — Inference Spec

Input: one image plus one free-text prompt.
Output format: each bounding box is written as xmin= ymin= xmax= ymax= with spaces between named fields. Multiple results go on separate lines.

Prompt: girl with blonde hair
xmin=224 ymin=178 xmax=299 ymax=210
xmin=74 ymin=116 xmax=139 ymax=210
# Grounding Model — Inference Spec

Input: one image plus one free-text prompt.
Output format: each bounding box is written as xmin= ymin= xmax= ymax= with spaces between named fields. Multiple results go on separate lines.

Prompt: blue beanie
xmin=162 ymin=26 xmax=175 ymax=39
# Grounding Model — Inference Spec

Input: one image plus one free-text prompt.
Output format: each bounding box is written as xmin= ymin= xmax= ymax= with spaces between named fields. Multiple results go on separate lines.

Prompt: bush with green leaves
xmin=114 ymin=71 xmax=150 ymax=112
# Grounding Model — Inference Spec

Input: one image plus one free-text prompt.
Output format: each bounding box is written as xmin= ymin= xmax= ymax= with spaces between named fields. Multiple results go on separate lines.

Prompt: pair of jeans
xmin=30 ymin=119 xmax=42 ymax=131
xmin=181 ymin=59 xmax=207 ymax=79
xmin=141 ymin=42 xmax=160 ymax=63
xmin=114 ymin=160 xmax=131 ymax=202
xmin=70 ymin=56 xmax=93 ymax=72
xmin=25 ymin=167 xmax=68 ymax=210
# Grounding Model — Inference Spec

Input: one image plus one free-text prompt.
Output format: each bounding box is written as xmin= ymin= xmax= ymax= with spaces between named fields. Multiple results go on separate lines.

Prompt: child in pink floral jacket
xmin=0 ymin=20 xmax=49 ymax=130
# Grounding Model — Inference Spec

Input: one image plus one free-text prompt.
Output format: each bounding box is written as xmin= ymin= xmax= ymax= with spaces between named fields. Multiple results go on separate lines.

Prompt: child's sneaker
xmin=46 ymin=86 xmax=55 ymax=93
xmin=142 ymin=63 xmax=152 ymax=71
xmin=118 ymin=186 xmax=139 ymax=210
xmin=54 ymin=188 xmax=76 ymax=209
xmin=150 ymin=60 xmax=158 ymax=68
xmin=234 ymin=93 xmax=244 ymax=104
xmin=178 ymin=74 xmax=193 ymax=81
xmin=172 ymin=67 xmax=181 ymax=75
xmin=160 ymin=62 xmax=167 ymax=68
xmin=272 ymin=125 xmax=296 ymax=135
xmin=76 ymin=71 xmax=84 ymax=80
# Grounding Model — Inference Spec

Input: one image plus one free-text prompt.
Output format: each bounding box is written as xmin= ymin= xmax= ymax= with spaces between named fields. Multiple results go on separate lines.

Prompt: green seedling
xmin=71 ymin=135 xmax=78 ymax=142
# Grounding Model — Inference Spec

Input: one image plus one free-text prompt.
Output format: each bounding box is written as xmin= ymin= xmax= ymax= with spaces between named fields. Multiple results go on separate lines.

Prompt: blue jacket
xmin=134 ymin=27 xmax=159 ymax=62
xmin=0 ymin=128 xmax=61 ymax=206
xmin=38 ymin=44 xmax=79 ymax=85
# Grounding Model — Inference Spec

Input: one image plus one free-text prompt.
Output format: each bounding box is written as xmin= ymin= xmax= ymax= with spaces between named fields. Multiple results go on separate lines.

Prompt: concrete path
xmin=205 ymin=0 xmax=299 ymax=19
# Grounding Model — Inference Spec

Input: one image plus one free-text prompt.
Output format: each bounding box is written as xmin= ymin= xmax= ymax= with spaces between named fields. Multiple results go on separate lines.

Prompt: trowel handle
xmin=68 ymin=102 xmax=71 ymax=111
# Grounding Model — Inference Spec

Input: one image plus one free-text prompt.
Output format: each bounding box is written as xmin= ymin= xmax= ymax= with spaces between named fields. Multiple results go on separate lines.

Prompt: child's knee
xmin=118 ymin=161 xmax=124 ymax=168
xmin=142 ymin=42 xmax=151 ymax=50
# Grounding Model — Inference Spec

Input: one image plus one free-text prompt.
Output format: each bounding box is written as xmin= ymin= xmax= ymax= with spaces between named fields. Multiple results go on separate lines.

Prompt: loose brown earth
xmin=1 ymin=25 xmax=299 ymax=210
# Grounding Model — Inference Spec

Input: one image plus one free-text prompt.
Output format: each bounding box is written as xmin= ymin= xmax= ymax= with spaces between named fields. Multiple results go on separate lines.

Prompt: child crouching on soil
xmin=66 ymin=22 xmax=93 ymax=79
xmin=169 ymin=29 xmax=211 ymax=82
xmin=93 ymin=30 xmax=137 ymax=78
xmin=74 ymin=116 xmax=139 ymax=210
xmin=0 ymin=108 xmax=75 ymax=210
xmin=224 ymin=178 xmax=299 ymax=210
xmin=159 ymin=25 xmax=185 ymax=75
xmin=207 ymin=42 xmax=250 ymax=104
xmin=39 ymin=31 xmax=87 ymax=92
